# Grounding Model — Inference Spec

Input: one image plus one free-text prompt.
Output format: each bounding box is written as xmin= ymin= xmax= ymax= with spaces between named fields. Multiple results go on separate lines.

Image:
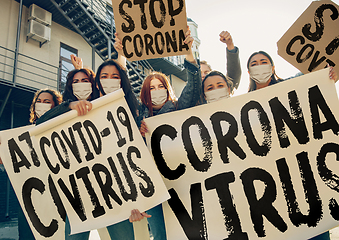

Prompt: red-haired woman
xmin=130 ymin=27 xmax=201 ymax=240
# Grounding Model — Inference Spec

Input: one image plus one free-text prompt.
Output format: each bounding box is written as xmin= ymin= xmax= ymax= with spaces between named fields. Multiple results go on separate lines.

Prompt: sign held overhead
xmin=112 ymin=0 xmax=189 ymax=61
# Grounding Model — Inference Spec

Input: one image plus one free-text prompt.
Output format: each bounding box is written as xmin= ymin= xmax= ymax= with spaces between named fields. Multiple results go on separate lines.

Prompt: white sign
xmin=0 ymin=90 xmax=170 ymax=239
xmin=145 ymin=69 xmax=339 ymax=239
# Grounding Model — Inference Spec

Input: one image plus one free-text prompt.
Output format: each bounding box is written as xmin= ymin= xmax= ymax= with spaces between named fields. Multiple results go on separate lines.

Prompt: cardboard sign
xmin=111 ymin=0 xmax=189 ymax=61
xmin=278 ymin=0 xmax=339 ymax=75
xmin=145 ymin=69 xmax=339 ymax=239
xmin=0 ymin=90 xmax=170 ymax=239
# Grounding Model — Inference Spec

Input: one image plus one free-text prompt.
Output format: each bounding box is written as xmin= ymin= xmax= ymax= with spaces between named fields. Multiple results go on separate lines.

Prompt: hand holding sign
xmin=128 ymin=209 xmax=151 ymax=223
xmin=329 ymin=65 xmax=338 ymax=82
xmin=69 ymin=100 xmax=93 ymax=116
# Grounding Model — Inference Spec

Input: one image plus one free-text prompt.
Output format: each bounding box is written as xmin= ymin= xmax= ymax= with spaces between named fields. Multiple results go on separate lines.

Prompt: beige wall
xmin=0 ymin=0 xmax=103 ymax=90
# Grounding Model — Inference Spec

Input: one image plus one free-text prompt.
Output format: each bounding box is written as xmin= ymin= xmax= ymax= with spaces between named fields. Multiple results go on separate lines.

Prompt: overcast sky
xmin=185 ymin=0 xmax=339 ymax=95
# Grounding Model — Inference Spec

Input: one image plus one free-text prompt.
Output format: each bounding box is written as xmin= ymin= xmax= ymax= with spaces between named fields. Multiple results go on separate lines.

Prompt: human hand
xmin=69 ymin=100 xmax=92 ymax=116
xmin=184 ymin=26 xmax=196 ymax=63
xmin=329 ymin=66 xmax=338 ymax=82
xmin=139 ymin=120 xmax=148 ymax=137
xmin=219 ymin=31 xmax=234 ymax=51
xmin=129 ymin=209 xmax=151 ymax=222
xmin=71 ymin=54 xmax=83 ymax=70
xmin=184 ymin=26 xmax=194 ymax=49
xmin=114 ymin=33 xmax=124 ymax=56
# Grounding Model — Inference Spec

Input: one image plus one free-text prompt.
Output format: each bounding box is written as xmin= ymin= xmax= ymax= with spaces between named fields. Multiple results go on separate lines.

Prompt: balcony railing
xmin=0 ymin=46 xmax=60 ymax=92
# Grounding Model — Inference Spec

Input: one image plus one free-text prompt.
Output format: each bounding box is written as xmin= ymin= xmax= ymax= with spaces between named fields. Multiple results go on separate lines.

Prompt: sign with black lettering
xmin=145 ymin=69 xmax=339 ymax=239
xmin=0 ymin=90 xmax=170 ymax=239
xmin=278 ymin=0 xmax=339 ymax=75
xmin=111 ymin=0 xmax=189 ymax=61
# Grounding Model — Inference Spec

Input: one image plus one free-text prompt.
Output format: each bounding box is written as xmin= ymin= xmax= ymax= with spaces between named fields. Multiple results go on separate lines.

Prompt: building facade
xmin=0 ymin=0 xmax=200 ymax=230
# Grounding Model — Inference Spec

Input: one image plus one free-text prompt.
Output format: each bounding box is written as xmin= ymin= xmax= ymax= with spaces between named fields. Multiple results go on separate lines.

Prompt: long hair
xmin=202 ymin=71 xmax=234 ymax=98
xmin=247 ymin=51 xmax=282 ymax=92
xmin=140 ymin=72 xmax=177 ymax=116
xmin=29 ymin=89 xmax=62 ymax=123
xmin=63 ymin=68 xmax=97 ymax=101
xmin=95 ymin=59 xmax=139 ymax=119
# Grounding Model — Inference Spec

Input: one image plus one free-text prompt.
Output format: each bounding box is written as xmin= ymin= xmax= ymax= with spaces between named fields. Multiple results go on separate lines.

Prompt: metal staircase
xmin=49 ymin=0 xmax=152 ymax=95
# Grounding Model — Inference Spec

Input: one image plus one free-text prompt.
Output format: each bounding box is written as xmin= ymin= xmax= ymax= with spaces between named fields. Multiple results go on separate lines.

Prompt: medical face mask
xmin=151 ymin=89 xmax=168 ymax=106
xmin=35 ymin=102 xmax=52 ymax=118
xmin=72 ymin=82 xmax=92 ymax=100
xmin=249 ymin=64 xmax=273 ymax=84
xmin=205 ymin=88 xmax=230 ymax=103
xmin=100 ymin=79 xmax=120 ymax=94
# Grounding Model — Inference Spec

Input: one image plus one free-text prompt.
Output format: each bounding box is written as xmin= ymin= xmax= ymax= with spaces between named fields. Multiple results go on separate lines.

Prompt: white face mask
xmin=249 ymin=64 xmax=273 ymax=84
xmin=205 ymin=88 xmax=230 ymax=103
xmin=151 ymin=89 xmax=168 ymax=106
xmin=100 ymin=79 xmax=120 ymax=94
xmin=35 ymin=102 xmax=52 ymax=118
xmin=72 ymin=82 xmax=92 ymax=100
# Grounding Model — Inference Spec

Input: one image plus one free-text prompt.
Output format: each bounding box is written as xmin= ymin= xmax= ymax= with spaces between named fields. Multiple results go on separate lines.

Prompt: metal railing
xmin=82 ymin=0 xmax=115 ymax=32
xmin=0 ymin=46 xmax=60 ymax=91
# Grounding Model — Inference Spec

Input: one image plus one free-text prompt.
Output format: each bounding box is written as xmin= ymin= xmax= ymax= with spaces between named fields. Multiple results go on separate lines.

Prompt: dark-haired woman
xmin=35 ymin=59 xmax=142 ymax=239
xmin=36 ymin=68 xmax=98 ymax=124
xmin=247 ymin=51 xmax=337 ymax=92
xmin=95 ymin=59 xmax=138 ymax=119
xmin=200 ymin=70 xmax=234 ymax=104
xmin=246 ymin=50 xmax=337 ymax=240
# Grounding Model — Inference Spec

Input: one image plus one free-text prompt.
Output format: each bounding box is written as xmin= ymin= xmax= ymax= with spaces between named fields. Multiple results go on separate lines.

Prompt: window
xmin=59 ymin=43 xmax=77 ymax=92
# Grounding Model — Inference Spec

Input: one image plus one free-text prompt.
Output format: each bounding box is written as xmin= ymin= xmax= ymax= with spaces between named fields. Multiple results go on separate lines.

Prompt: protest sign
xmin=0 ymin=90 xmax=170 ymax=239
xmin=145 ymin=69 xmax=339 ymax=239
xmin=278 ymin=0 xmax=339 ymax=75
xmin=111 ymin=0 xmax=189 ymax=61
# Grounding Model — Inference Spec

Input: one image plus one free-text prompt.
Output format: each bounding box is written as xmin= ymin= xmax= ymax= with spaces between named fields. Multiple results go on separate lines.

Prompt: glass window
xmin=59 ymin=43 xmax=77 ymax=92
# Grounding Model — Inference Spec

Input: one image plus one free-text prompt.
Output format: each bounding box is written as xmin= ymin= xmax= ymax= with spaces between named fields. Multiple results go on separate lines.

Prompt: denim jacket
xmin=226 ymin=46 xmax=242 ymax=91
xmin=137 ymin=58 xmax=201 ymax=127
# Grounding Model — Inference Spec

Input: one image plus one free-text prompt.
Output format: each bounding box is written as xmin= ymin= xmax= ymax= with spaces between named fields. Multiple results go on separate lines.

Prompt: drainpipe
xmin=12 ymin=0 xmax=23 ymax=85
xmin=92 ymin=47 xmax=95 ymax=71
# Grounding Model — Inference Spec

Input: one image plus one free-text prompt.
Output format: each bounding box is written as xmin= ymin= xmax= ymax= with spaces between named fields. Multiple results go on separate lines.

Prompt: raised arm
xmin=219 ymin=31 xmax=241 ymax=91
xmin=71 ymin=54 xmax=83 ymax=70
xmin=177 ymin=26 xmax=201 ymax=110
xmin=113 ymin=33 xmax=127 ymax=69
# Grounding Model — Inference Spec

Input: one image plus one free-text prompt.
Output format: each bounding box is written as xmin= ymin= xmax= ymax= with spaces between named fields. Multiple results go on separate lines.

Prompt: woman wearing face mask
xmin=131 ymin=28 xmax=200 ymax=240
xmin=15 ymin=88 xmax=62 ymax=240
xmin=29 ymin=89 xmax=62 ymax=124
xmin=137 ymin=29 xmax=200 ymax=137
xmin=95 ymin=59 xmax=138 ymax=119
xmin=201 ymin=70 xmax=233 ymax=104
xmin=247 ymin=51 xmax=337 ymax=240
xmin=247 ymin=51 xmax=337 ymax=92
xmin=36 ymin=68 xmax=97 ymax=124
xmin=35 ymin=61 xmax=142 ymax=240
